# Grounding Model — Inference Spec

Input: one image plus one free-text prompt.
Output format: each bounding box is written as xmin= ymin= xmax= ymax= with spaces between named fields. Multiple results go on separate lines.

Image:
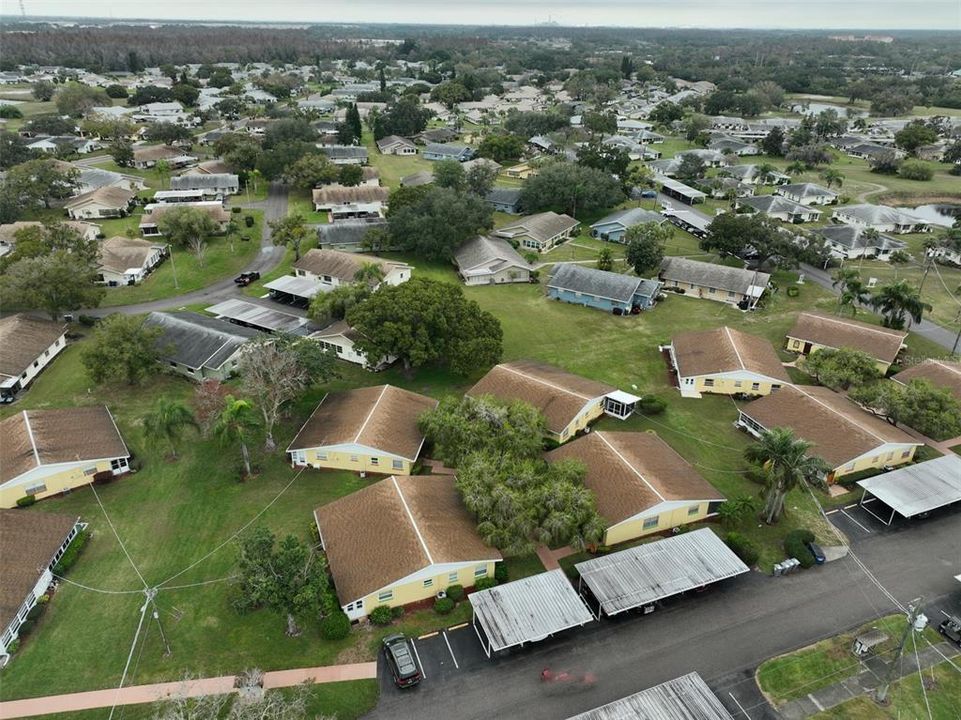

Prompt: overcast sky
xmin=2 ymin=0 xmax=958 ymax=30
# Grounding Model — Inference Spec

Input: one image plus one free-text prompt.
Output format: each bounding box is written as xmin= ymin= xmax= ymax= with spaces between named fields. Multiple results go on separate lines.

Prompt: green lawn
xmin=287 ymin=188 xmax=329 ymax=223
xmin=362 ymin=129 xmax=435 ymax=189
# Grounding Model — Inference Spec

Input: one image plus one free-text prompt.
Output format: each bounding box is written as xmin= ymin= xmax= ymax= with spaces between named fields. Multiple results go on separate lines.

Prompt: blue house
xmin=547 ymin=263 xmax=662 ymax=314
xmin=589 ymin=207 xmax=667 ymax=244
xmin=422 ymin=143 xmax=474 ymax=162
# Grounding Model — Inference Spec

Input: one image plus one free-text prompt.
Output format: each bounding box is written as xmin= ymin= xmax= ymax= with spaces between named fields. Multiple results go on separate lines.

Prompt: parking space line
xmin=410 ymin=639 xmax=426 ymax=679
xmin=448 ymin=622 xmax=469 ymax=631
xmin=418 ymin=631 xmax=439 ymax=640
xmin=728 ymin=692 xmax=753 ymax=719
xmin=442 ymin=631 xmax=459 ymax=669
xmin=840 ymin=509 xmax=872 ymax=534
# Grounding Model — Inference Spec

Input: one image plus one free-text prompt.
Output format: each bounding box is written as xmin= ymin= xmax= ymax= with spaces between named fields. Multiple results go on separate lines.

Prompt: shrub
xmin=5 ymin=639 xmax=19 ymax=654
xmin=786 ymin=286 xmax=799 ymax=298
xmin=434 ymin=597 xmax=455 ymax=615
xmin=53 ymin=529 xmax=89 ymax=576
xmin=0 ymin=105 xmax=23 ymax=119
xmin=307 ymin=521 xmax=320 ymax=544
xmin=898 ymin=160 xmax=934 ymax=181
xmin=784 ymin=528 xmax=816 ymax=568
xmin=474 ymin=577 xmax=497 ymax=591
xmin=77 ymin=315 xmax=98 ymax=327
xmin=725 ymin=532 xmax=760 ymax=566
xmin=445 ymin=584 xmax=465 ymax=602
xmin=231 ymin=206 xmax=242 ymax=213
xmin=26 ymin=605 xmax=43 ymax=622
xmin=494 ymin=563 xmax=509 ymax=584
xmin=93 ymin=470 xmax=115 ymax=484
xmin=244 ymin=215 xmax=255 ymax=227
xmin=17 ymin=619 xmax=34 ymax=637
xmin=638 ymin=396 xmax=667 ymax=415
xmin=369 ymin=605 xmax=394 ymax=626
xmin=16 ymin=495 xmax=36 ymax=508
xmin=319 ymin=611 xmax=351 ymax=640
xmin=391 ymin=606 xmax=405 ymax=619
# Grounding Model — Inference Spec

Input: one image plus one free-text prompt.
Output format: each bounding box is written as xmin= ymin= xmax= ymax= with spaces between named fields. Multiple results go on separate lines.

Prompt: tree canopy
xmin=386 ymin=186 xmax=493 ymax=260
xmin=371 ymin=95 xmax=431 ymax=139
xmin=801 ymin=347 xmax=880 ymax=390
xmin=519 ymin=161 xmax=624 ymax=217
xmin=81 ymin=314 xmax=163 ymax=384
xmin=703 ymin=212 xmax=800 ymax=269
xmin=851 ymin=378 xmax=961 ymax=440
xmin=625 ymin=221 xmax=672 ymax=275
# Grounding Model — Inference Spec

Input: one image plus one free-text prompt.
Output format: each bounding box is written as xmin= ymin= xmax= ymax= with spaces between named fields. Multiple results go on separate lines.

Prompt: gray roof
xmin=833 ymin=204 xmax=925 ymax=227
xmin=206 ymin=299 xmax=311 ymax=335
xmin=496 ymin=211 xmax=579 ymax=244
xmin=170 ymin=173 xmax=239 ymax=190
xmin=575 ymin=528 xmax=749 ymax=616
xmin=658 ymin=176 xmax=707 ymax=200
xmin=591 ymin=207 xmax=664 ymax=231
xmin=857 ymin=455 xmax=961 ymax=518
xmin=660 ymin=257 xmax=770 ymax=296
xmin=778 ymin=182 xmax=836 ymax=200
xmin=317 ymin=218 xmax=387 ymax=247
xmin=321 ymin=145 xmax=369 ymax=160
xmin=818 ymin=225 xmax=906 ymax=253
xmin=264 ymin=275 xmax=324 ymax=300
xmin=485 ymin=187 xmax=522 ymax=207
xmin=144 ymin=311 xmax=259 ymax=370
xmin=454 ymin=235 xmax=531 ymax=273
xmin=400 ymin=170 xmax=434 ymax=187
xmin=741 ymin=195 xmax=820 ymax=217
xmin=549 ymin=263 xmax=648 ymax=303
xmin=424 ymin=142 xmax=471 ymax=157
xmin=376 ymin=134 xmax=415 ymax=151
xmin=567 ymin=672 xmax=733 ymax=720
xmin=468 ymin=569 xmax=593 ymax=653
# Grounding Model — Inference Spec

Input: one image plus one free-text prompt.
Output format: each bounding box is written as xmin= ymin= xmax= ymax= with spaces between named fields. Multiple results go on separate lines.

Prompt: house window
xmin=25 ymin=483 xmax=46 ymax=496
xmin=111 ymin=458 xmax=128 ymax=471
xmin=772 ymin=384 xmax=782 ymax=391
xmin=322 ymin=275 xmax=332 ymax=282
xmin=378 ymin=590 xmax=393 ymax=602
xmin=83 ymin=467 xmax=98 ymax=476
xmin=474 ymin=565 xmax=488 ymax=578
xmin=727 ymin=291 xmax=735 ymax=298
xmin=317 ymin=452 xmax=328 ymax=461
xmin=392 ymin=459 xmax=403 ymax=470
xmin=448 ymin=571 xmax=459 ymax=583
xmin=291 ymin=450 xmax=306 ymax=465
xmin=44 ymin=349 xmax=50 ymax=357
xmin=845 ymin=462 xmax=856 ymax=471
xmin=370 ymin=457 xmax=379 ymax=466
xmin=423 ymin=578 xmax=433 ymax=588
xmin=355 ymin=599 xmax=363 ymax=609
xmin=169 ymin=362 xmax=178 ymax=368
xmin=350 ymin=455 xmax=359 ymax=462
xmin=900 ymin=449 xmax=911 ymax=458
xmin=643 ymin=516 xmax=659 ymax=530
xmin=708 ymin=287 xmax=716 ymax=294
xmin=688 ymin=504 xmax=700 ymax=516
xmin=792 ymin=340 xmax=801 ymax=349
xmin=751 ymin=382 xmax=760 ymax=391
xmin=33 ymin=360 xmax=39 ymax=367
xmin=703 ymin=378 xmax=715 ymax=387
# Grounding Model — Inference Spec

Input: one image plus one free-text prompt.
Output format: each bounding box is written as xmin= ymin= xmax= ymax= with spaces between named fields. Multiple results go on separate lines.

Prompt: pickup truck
xmin=234 ymin=271 xmax=261 ymax=286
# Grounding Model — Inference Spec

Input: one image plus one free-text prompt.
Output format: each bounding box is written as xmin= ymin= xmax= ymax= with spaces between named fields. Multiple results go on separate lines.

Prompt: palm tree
xmin=820 ymin=168 xmax=844 ymax=189
xmin=832 ymin=267 xmax=864 ymax=315
xmin=143 ymin=397 xmax=197 ymax=459
xmin=213 ymin=396 xmax=260 ymax=478
xmin=353 ymin=262 xmax=385 ymax=286
xmin=870 ymin=280 xmax=933 ymax=329
xmin=745 ymin=428 xmax=828 ymax=524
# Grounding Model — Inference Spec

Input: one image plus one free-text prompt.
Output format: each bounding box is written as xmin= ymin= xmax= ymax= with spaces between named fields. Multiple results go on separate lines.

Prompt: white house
xmin=0 ymin=314 xmax=68 ymax=402
xmin=64 ymin=187 xmax=135 ymax=220
xmin=293 ymin=249 xmax=412 ymax=289
xmin=832 ymin=205 xmax=929 ymax=234
xmin=776 ymin=183 xmax=839 ymax=206
xmin=97 ymin=236 xmax=169 ymax=286
xmin=453 ymin=235 xmax=533 ymax=285
xmin=375 ymin=135 xmax=417 ymax=155
xmin=311 ymin=321 xmax=396 ymax=370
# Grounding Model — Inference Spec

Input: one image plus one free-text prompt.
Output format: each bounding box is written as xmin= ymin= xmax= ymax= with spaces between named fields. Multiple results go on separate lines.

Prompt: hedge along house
xmin=546 ymin=432 xmax=725 ymax=546
xmin=0 ymin=314 xmax=67 ymax=402
xmin=314 ymin=475 xmax=501 ymax=621
xmin=0 ymin=406 xmax=130 ymax=508
xmin=287 ymin=385 xmax=437 ymax=476
xmin=547 ymin=263 xmax=662 ymax=314
xmin=736 ymin=385 xmax=921 ymax=483
xmin=0 ymin=510 xmax=84 ymax=665
xmin=664 ymin=326 xmax=791 ymax=398
xmin=786 ymin=311 xmax=907 ymax=374
xmin=467 ymin=360 xmax=641 ymax=445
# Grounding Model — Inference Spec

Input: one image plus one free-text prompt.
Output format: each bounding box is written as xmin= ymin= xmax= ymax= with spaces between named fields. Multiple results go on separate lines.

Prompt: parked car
xmin=938 ymin=617 xmax=961 ymax=648
xmin=234 ymin=271 xmax=260 ymax=286
xmin=806 ymin=541 xmax=826 ymax=565
xmin=383 ymin=634 xmax=422 ymax=688
xmin=640 ymin=190 xmax=657 ymax=198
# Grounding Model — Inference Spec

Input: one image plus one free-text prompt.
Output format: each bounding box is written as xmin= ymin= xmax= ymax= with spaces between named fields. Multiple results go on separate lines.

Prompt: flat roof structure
xmin=566 ymin=672 xmax=733 ymax=720
xmin=575 ymin=528 xmax=749 ymax=617
xmin=263 ymin=275 xmax=323 ymax=301
xmin=857 ymin=455 xmax=961 ymax=525
xmin=658 ymin=176 xmax=706 ymax=204
xmin=206 ymin=299 xmax=311 ymax=335
xmin=469 ymin=569 xmax=593 ymax=657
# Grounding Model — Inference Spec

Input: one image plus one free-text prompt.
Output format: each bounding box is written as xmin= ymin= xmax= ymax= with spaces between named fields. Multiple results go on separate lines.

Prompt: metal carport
xmin=575 ymin=528 xmax=749 ymax=618
xmin=566 ymin=672 xmax=733 ymax=720
xmin=469 ymin=569 xmax=594 ymax=658
xmin=856 ymin=455 xmax=961 ymax=525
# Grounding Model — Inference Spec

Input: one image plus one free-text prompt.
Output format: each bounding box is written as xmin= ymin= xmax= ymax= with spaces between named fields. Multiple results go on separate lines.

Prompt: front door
xmin=803 ymin=342 xmax=813 ymax=354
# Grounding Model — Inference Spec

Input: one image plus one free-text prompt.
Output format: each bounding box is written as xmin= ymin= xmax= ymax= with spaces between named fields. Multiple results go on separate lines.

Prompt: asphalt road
xmin=85 ymin=181 xmax=288 ymax=317
xmin=369 ymin=507 xmax=961 ymax=720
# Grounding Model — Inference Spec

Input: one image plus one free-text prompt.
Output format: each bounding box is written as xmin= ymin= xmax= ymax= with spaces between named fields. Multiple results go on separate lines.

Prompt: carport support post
xmin=875 ymin=597 xmax=923 ymax=705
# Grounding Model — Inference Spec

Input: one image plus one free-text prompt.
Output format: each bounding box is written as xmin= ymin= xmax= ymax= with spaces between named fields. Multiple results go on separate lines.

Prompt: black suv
xmin=939 ymin=616 xmax=961 ymax=648
xmin=383 ymin=634 xmax=421 ymax=688
xmin=234 ymin=271 xmax=260 ymax=286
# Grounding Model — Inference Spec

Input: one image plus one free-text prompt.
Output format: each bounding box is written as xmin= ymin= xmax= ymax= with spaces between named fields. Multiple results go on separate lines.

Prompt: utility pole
xmin=917 ymin=250 xmax=934 ymax=295
xmin=146 ymin=588 xmax=172 ymax=657
xmin=952 ymin=309 xmax=961 ymax=356
xmin=875 ymin=597 xmax=924 ymax=705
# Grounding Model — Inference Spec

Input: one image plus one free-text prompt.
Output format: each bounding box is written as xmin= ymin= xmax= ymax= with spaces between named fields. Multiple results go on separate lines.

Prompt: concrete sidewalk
xmin=0 ymin=662 xmax=376 ymax=719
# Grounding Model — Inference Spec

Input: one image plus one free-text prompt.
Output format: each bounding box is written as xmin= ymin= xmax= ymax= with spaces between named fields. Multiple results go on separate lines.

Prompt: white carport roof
xmin=857 ymin=455 xmax=961 ymax=521
xmin=575 ymin=528 xmax=749 ymax=617
xmin=469 ymin=569 xmax=593 ymax=656
xmin=263 ymin=275 xmax=323 ymax=300
xmin=566 ymin=672 xmax=733 ymax=720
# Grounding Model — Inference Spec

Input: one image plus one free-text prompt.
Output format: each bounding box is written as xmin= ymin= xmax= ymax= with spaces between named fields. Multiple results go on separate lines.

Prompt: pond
xmin=789 ymin=102 xmax=868 ymax=118
xmin=896 ymin=204 xmax=961 ymax=228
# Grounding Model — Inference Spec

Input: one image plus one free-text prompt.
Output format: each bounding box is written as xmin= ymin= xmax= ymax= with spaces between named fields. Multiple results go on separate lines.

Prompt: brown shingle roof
xmin=133 ymin=144 xmax=185 ymax=162
xmin=740 ymin=385 xmax=918 ymax=468
xmin=287 ymin=385 xmax=437 ymax=460
xmin=310 ymin=185 xmax=389 ymax=205
xmin=293 ymin=249 xmax=406 ymax=283
xmin=140 ymin=203 xmax=231 ymax=226
xmin=98 ymin=236 xmax=164 ymax=274
xmin=788 ymin=312 xmax=906 ymax=364
xmin=496 ymin=211 xmax=578 ymax=244
xmin=0 ymin=314 xmax=66 ymax=382
xmin=0 ymin=509 xmax=79 ymax=632
xmin=467 ymin=360 xmax=615 ymax=435
xmin=314 ymin=475 xmax=500 ymax=603
xmin=0 ymin=221 xmax=97 ymax=245
xmin=64 ymin=186 xmax=134 ymax=210
xmin=546 ymin=431 xmax=724 ymax=526
xmin=672 ymin=326 xmax=790 ymax=382
xmin=895 ymin=359 xmax=961 ymax=405
xmin=0 ymin=406 xmax=130 ymax=485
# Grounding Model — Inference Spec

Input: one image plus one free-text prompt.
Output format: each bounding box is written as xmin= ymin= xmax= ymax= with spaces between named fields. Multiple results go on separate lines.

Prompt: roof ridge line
xmin=391 ymin=476 xmax=434 ymax=565
xmin=21 ymin=410 xmax=42 ymax=466
xmin=595 ymin=431 xmax=665 ymax=503
xmin=724 ymin=327 xmax=747 ymax=371
xmin=930 ymin=359 xmax=961 ymax=377
xmin=499 ymin=364 xmax=593 ymax=401
xmin=353 ymin=385 xmax=390 ymax=444
xmin=793 ymin=386 xmax=889 ymax=444
xmin=803 ymin=312 xmax=904 ymax=338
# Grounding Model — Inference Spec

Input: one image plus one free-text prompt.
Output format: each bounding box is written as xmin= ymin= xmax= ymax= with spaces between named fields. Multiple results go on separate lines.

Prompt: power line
xmin=912 ymin=628 xmax=934 ymax=720
xmin=90 ymin=483 xmax=150 ymax=590
xmin=52 ymin=573 xmax=144 ymax=596
xmin=107 ymin=593 xmax=151 ymax=720
xmin=160 ymin=575 xmax=238 ymax=592
xmin=639 ymin=414 xmax=748 ymax=453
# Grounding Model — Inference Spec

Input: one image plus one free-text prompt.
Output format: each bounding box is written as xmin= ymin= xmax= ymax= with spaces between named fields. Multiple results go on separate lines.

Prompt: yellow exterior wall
xmin=693 ymin=375 xmax=784 ymax=397
xmin=604 ymin=503 xmax=712 ymax=546
xmin=555 ymin=399 xmax=605 ymax=444
xmin=786 ymin=336 xmax=892 ymax=374
xmin=667 ymin=280 xmax=747 ymax=304
xmin=300 ymin=448 xmax=413 ymax=476
xmin=1 ymin=460 xmax=114 ymax=508
xmin=358 ymin=561 xmax=498 ymax=613
xmin=829 ymin=445 xmax=918 ymax=482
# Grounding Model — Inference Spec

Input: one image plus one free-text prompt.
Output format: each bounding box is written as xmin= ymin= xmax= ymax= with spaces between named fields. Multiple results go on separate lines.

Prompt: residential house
xmin=528 ymin=135 xmax=554 ymax=154
xmin=453 ymin=235 xmax=533 ymax=285
xmin=776 ymin=183 xmax=838 ymax=206
xmin=97 ymin=236 xmax=168 ymax=286
xmin=139 ymin=202 xmax=230 ymax=237
xmin=546 ymin=432 xmax=725 ymax=545
xmin=287 ymin=385 xmax=437 ymax=476
xmin=707 ymin=137 xmax=759 ymax=156
xmin=467 ymin=360 xmax=641 ymax=444
xmin=170 ymin=173 xmax=240 ymax=197
xmin=26 ymin=135 xmax=99 ymax=155
xmin=503 ymin=162 xmax=538 ymax=179
xmin=314 ymin=475 xmax=501 ymax=620
xmin=375 ymin=135 xmax=417 ymax=155
xmin=894 ymin=359 xmax=961 ymax=405
xmin=293 ymin=249 xmax=411 ymax=289
xmin=144 ymin=311 xmax=259 ymax=380
xmin=0 ymin=221 xmax=99 ymax=258
xmin=485 ymin=187 xmax=523 ymax=215
xmin=0 ymin=406 xmax=130 ymax=508
xmin=400 ymin=170 xmax=434 ymax=187
xmin=818 ymin=225 xmax=907 ymax=261
xmin=738 ymin=195 xmax=822 ymax=223
xmin=547 ymin=263 xmax=662 ymax=314
xmin=152 ymin=190 xmax=207 ymax=205
xmin=704 ymin=176 xmax=755 ymax=200
xmin=416 ymin=128 xmax=458 ymax=144
xmin=310 ymin=321 xmax=395 ymax=370
xmin=311 ymin=185 xmax=389 ymax=219
xmin=658 ymin=257 xmax=770 ymax=307
xmin=832 ymin=205 xmax=928 ymax=234
xmin=1 ymin=511 xmax=84 ymax=665
xmin=422 ymin=143 xmax=473 ymax=162
xmin=494 ymin=211 xmax=579 ymax=253
xmin=786 ymin=311 xmax=906 ymax=374
xmin=316 ymin=218 xmax=388 ymax=252
xmin=64 ymin=187 xmax=135 ymax=220
xmin=736 ymin=385 xmax=921 ymax=482
xmin=319 ymin=145 xmax=369 ymax=165
xmin=846 ymin=143 xmax=904 ymax=162
xmin=74 ymin=167 xmax=145 ymax=195
xmin=724 ymin=164 xmax=791 ymax=186
xmin=664 ymin=326 xmax=791 ymax=398
xmin=676 ymin=148 xmax=726 ymax=167
xmin=132 ymin=144 xmax=196 ymax=170
xmin=0 ymin=315 xmax=67 ymax=402
xmin=589 ymin=208 xmax=666 ymax=244
xmin=195 ymin=159 xmax=232 ymax=176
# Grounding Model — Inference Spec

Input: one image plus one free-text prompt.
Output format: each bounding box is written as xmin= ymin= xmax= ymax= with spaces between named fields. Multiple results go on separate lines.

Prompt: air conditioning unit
xmin=436 ymin=590 xmax=447 ymax=600
xmin=359 ymin=471 xmax=366 ymax=478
